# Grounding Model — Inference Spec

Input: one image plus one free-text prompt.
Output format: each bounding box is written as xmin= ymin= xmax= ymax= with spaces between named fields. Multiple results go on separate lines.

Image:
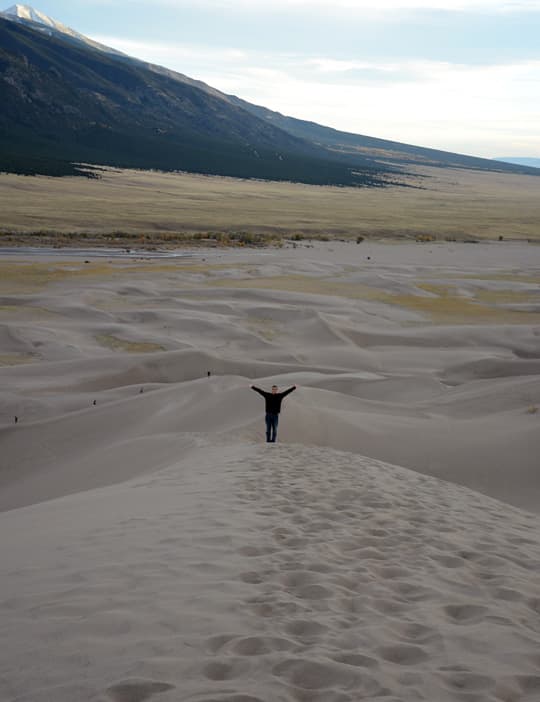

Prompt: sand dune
xmin=1 ymin=241 xmax=540 ymax=700
xmin=2 ymin=242 xmax=540 ymax=510
xmin=1 ymin=443 xmax=539 ymax=702
xmin=442 ymin=357 xmax=540 ymax=384
xmin=2 ymin=363 xmax=539 ymax=511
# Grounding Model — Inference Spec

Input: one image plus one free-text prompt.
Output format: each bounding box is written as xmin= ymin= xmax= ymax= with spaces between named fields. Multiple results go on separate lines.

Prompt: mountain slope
xmin=0 ymin=17 xmax=388 ymax=184
xmin=1 ymin=6 xmax=537 ymax=182
xmin=227 ymin=95 xmax=540 ymax=176
xmin=1 ymin=7 xmax=394 ymax=175
xmin=2 ymin=3 xmax=126 ymax=57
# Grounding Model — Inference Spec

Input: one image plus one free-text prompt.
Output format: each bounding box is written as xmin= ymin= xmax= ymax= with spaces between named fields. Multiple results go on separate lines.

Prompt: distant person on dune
xmin=250 ymin=384 xmax=297 ymax=443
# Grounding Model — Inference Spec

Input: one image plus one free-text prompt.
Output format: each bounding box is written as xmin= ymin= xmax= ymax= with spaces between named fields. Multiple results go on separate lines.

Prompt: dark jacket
xmin=251 ymin=385 xmax=296 ymax=414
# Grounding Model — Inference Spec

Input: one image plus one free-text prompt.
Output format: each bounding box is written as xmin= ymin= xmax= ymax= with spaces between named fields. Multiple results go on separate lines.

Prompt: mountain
xmin=5 ymin=3 xmax=73 ymax=30
xmin=0 ymin=13 xmax=393 ymax=184
xmin=0 ymin=15 xmax=389 ymax=184
xmin=2 ymin=4 xmax=126 ymax=57
xmin=1 ymin=5 xmax=538 ymax=183
xmin=497 ymin=157 xmax=540 ymax=169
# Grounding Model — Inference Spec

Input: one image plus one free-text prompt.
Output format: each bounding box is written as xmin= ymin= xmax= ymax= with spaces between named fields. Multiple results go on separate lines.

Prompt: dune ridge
xmin=1 ymin=442 xmax=539 ymax=702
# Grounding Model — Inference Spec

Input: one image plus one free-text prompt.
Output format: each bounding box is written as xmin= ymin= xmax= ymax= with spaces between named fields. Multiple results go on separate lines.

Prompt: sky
xmin=11 ymin=0 xmax=540 ymax=158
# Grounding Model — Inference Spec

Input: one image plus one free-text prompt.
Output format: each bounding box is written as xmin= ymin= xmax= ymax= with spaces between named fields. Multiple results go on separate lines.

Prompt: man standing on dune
xmin=250 ymin=384 xmax=297 ymax=443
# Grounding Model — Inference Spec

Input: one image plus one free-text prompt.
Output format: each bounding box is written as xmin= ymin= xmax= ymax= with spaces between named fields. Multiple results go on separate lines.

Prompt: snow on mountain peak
xmin=3 ymin=4 xmax=66 ymax=30
xmin=1 ymin=4 xmax=126 ymax=57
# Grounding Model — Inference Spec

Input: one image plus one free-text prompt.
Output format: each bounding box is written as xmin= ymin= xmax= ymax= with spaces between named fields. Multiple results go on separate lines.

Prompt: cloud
xmin=239 ymin=0 xmax=539 ymax=8
xmin=117 ymin=0 xmax=540 ymax=13
xmin=93 ymin=36 xmax=247 ymax=63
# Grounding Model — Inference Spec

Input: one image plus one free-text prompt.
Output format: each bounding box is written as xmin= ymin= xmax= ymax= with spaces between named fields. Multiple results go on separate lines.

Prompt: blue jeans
xmin=265 ymin=413 xmax=279 ymax=442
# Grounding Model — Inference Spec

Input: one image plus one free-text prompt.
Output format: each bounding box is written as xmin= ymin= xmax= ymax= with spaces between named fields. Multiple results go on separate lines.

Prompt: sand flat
xmin=1 ymin=240 xmax=539 ymax=701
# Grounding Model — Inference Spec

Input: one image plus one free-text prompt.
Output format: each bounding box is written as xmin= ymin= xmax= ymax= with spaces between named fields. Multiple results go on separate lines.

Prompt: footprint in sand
xmin=205 ymin=633 xmax=295 ymax=657
xmin=429 ymin=553 xmax=465 ymax=569
xmin=295 ymin=583 xmax=333 ymax=600
xmin=514 ymin=674 xmax=540 ymax=698
xmin=332 ymin=653 xmax=380 ymax=669
xmin=202 ymin=658 xmax=251 ymax=681
xmin=285 ymin=618 xmax=329 ymax=640
xmin=238 ymin=545 xmax=277 ymax=557
xmin=437 ymin=669 xmax=494 ymax=693
xmin=393 ymin=581 xmax=439 ymax=603
xmin=275 ymin=660 xmax=392 ymax=700
xmin=489 ymin=586 xmax=523 ymax=602
xmin=375 ymin=565 xmax=412 ymax=579
xmin=106 ymin=679 xmax=175 ymax=702
xmin=205 ymin=633 xmax=239 ymax=654
xmin=305 ymin=561 xmax=335 ymax=574
xmin=370 ymin=597 xmax=408 ymax=616
xmin=238 ymin=570 xmax=267 ymax=584
xmin=280 ymin=570 xmax=319 ymax=588
xmin=248 ymin=596 xmax=302 ymax=618
xmin=443 ymin=603 xmax=489 ymax=624
xmin=273 ymin=657 xmax=367 ymax=691
xmin=378 ymin=643 xmax=430 ymax=665
xmin=230 ymin=635 xmax=295 ymax=656
xmin=392 ymin=622 xmax=441 ymax=646
xmin=528 ymin=653 xmax=540 ymax=670
xmin=526 ymin=597 xmax=540 ymax=614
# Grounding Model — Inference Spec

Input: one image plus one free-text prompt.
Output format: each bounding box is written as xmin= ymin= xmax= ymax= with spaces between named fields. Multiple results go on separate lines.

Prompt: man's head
xmin=271 ymin=385 xmax=278 ymax=394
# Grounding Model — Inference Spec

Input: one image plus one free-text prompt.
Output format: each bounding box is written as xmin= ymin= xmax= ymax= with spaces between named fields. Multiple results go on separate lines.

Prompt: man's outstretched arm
xmin=280 ymin=385 xmax=297 ymax=398
xmin=250 ymin=385 xmax=267 ymax=397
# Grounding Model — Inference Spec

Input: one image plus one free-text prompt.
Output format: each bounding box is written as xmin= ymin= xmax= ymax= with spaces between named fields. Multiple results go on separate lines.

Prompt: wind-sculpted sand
xmin=1 ymin=241 xmax=539 ymax=701
xmin=1 ymin=444 xmax=540 ymax=702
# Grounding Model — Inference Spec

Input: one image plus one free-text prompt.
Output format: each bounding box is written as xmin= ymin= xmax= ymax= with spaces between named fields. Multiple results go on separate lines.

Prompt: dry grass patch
xmin=0 ymin=260 xmax=240 ymax=293
xmin=446 ymin=273 xmax=540 ymax=285
xmin=381 ymin=286 xmax=540 ymax=324
xmin=95 ymin=334 xmax=165 ymax=353
xmin=0 ymin=304 xmax=62 ymax=319
xmin=474 ymin=289 xmax=540 ymax=305
xmin=0 ymin=352 xmax=38 ymax=366
xmin=379 ymin=292 xmax=538 ymax=323
xmin=0 ymin=261 xmax=122 ymax=292
xmin=210 ymin=274 xmax=540 ymax=324
xmin=211 ymin=275 xmax=380 ymax=299
xmin=416 ymin=280 xmax=540 ymax=309
xmin=245 ymin=317 xmax=281 ymax=341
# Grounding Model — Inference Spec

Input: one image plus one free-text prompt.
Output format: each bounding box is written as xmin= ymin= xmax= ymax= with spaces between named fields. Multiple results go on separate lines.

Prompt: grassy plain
xmin=1 ymin=165 xmax=539 ymax=244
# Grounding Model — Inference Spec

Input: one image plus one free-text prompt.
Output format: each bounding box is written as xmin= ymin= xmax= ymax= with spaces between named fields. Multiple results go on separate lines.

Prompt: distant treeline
xmin=0 ymin=150 xmax=91 ymax=177
xmin=0 ymin=128 xmax=387 ymax=185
